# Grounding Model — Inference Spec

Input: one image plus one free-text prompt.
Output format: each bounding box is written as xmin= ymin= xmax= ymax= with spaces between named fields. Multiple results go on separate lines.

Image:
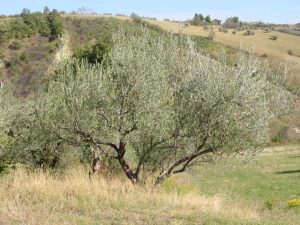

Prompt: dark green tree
xmin=47 ymin=10 xmax=63 ymax=38
xmin=43 ymin=6 xmax=50 ymax=16
xmin=74 ymin=35 xmax=112 ymax=64
xmin=198 ymin=14 xmax=204 ymax=21
xmin=205 ymin=15 xmax=211 ymax=24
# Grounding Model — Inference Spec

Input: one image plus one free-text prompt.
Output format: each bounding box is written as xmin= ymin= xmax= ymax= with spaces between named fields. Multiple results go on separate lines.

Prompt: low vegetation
xmin=0 ymin=8 xmax=64 ymax=96
xmin=0 ymin=145 xmax=299 ymax=225
xmin=244 ymin=30 xmax=255 ymax=36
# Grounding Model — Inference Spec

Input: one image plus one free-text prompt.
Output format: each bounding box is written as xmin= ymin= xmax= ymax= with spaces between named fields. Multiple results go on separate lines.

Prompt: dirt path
xmin=53 ymin=32 xmax=72 ymax=63
xmin=47 ymin=33 xmax=72 ymax=74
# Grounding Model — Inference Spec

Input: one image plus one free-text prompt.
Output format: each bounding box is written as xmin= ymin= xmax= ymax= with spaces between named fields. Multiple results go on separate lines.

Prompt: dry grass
xmin=0 ymin=167 xmax=276 ymax=225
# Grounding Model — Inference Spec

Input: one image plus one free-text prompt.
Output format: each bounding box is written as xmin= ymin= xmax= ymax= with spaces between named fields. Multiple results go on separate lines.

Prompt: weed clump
xmin=288 ymin=198 xmax=300 ymax=208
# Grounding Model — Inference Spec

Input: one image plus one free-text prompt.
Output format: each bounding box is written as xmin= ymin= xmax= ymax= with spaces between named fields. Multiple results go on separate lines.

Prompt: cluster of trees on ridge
xmin=0 ymin=7 xmax=63 ymax=43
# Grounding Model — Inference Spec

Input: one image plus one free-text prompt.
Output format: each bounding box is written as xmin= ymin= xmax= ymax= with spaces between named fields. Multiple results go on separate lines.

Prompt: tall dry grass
xmin=0 ymin=167 xmax=280 ymax=225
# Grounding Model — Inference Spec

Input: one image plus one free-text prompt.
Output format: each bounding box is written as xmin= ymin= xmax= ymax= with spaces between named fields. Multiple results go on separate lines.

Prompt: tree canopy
xmin=3 ymin=28 xmax=296 ymax=185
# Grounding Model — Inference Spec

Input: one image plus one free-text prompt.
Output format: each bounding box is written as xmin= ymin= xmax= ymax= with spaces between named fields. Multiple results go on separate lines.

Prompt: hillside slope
xmin=146 ymin=19 xmax=300 ymax=85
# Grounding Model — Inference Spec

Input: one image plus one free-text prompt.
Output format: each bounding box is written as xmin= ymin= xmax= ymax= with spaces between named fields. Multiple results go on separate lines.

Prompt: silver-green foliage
xmin=35 ymin=29 xmax=296 ymax=184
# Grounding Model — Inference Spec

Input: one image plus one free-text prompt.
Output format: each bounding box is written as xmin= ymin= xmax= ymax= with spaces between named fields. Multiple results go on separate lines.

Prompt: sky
xmin=0 ymin=0 xmax=299 ymax=24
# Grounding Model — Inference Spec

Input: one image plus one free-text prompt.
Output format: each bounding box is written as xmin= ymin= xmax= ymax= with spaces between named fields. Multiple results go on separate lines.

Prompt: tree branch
xmin=74 ymin=124 xmax=118 ymax=151
xmin=173 ymin=147 xmax=214 ymax=174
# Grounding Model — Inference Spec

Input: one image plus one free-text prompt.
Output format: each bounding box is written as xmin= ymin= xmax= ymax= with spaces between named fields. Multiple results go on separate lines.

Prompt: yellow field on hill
xmin=146 ymin=19 xmax=300 ymax=82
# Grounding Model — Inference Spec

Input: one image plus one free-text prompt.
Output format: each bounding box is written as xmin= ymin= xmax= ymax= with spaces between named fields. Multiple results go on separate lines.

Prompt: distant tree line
xmin=190 ymin=13 xmax=213 ymax=25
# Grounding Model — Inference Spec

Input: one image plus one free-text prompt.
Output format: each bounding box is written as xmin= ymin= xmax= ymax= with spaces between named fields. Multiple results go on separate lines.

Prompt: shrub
xmin=223 ymin=17 xmax=240 ymax=29
xmin=287 ymin=49 xmax=293 ymax=55
xmin=265 ymin=27 xmax=272 ymax=33
xmin=0 ymin=155 xmax=14 ymax=175
xmin=208 ymin=29 xmax=215 ymax=40
xmin=47 ymin=10 xmax=64 ymax=38
xmin=19 ymin=52 xmax=27 ymax=62
xmin=73 ymin=36 xmax=112 ymax=64
xmin=48 ymin=39 xmax=60 ymax=52
xmin=8 ymin=18 xmax=33 ymax=39
xmin=261 ymin=54 xmax=268 ymax=58
xmin=288 ymin=198 xmax=300 ymax=208
xmin=244 ymin=30 xmax=255 ymax=36
xmin=130 ymin=13 xmax=140 ymax=20
xmin=5 ymin=57 xmax=21 ymax=68
xmin=232 ymin=30 xmax=236 ymax=34
xmin=9 ymin=41 xmax=21 ymax=50
xmin=223 ymin=29 xmax=228 ymax=33
xmin=0 ymin=49 xmax=4 ymax=60
xmin=271 ymin=126 xmax=288 ymax=143
xmin=265 ymin=196 xmax=279 ymax=210
xmin=270 ymin=35 xmax=279 ymax=40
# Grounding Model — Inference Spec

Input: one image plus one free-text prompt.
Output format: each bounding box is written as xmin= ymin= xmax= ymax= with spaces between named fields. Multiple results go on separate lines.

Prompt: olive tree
xmin=0 ymin=86 xmax=19 ymax=172
xmin=33 ymin=29 xmax=296 ymax=185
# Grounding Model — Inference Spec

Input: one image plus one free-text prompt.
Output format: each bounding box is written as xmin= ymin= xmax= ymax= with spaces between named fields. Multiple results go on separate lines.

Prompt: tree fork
xmin=154 ymin=147 xmax=214 ymax=186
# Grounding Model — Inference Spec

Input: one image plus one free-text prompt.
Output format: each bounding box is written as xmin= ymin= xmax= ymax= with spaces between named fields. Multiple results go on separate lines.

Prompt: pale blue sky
xmin=0 ymin=0 xmax=299 ymax=24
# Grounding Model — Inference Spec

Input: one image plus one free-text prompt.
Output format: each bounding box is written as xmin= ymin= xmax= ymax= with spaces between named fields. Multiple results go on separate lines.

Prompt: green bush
xmin=0 ymin=130 xmax=15 ymax=175
xmin=270 ymin=35 xmax=279 ymax=40
xmin=47 ymin=10 xmax=64 ymax=38
xmin=288 ymin=198 xmax=300 ymax=208
xmin=208 ymin=29 xmax=215 ymax=40
xmin=287 ymin=49 xmax=293 ymax=55
xmin=265 ymin=27 xmax=272 ymax=33
xmin=264 ymin=196 xmax=279 ymax=210
xmin=48 ymin=39 xmax=60 ymax=52
xmin=5 ymin=56 xmax=22 ymax=69
xmin=0 ymin=155 xmax=14 ymax=175
xmin=271 ymin=126 xmax=288 ymax=143
xmin=9 ymin=18 xmax=33 ymax=39
xmin=244 ymin=30 xmax=255 ymax=36
xmin=74 ymin=36 xmax=112 ymax=64
xmin=9 ymin=41 xmax=22 ymax=50
xmin=19 ymin=52 xmax=27 ymax=62
xmin=0 ymin=49 xmax=4 ymax=60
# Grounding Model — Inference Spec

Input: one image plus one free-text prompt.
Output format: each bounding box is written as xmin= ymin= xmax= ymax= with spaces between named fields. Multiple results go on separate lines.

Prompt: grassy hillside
xmin=0 ymin=34 xmax=56 ymax=96
xmin=71 ymin=15 xmax=300 ymax=88
xmin=0 ymin=10 xmax=63 ymax=97
xmin=146 ymin=20 xmax=300 ymax=85
xmin=0 ymin=145 xmax=299 ymax=225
